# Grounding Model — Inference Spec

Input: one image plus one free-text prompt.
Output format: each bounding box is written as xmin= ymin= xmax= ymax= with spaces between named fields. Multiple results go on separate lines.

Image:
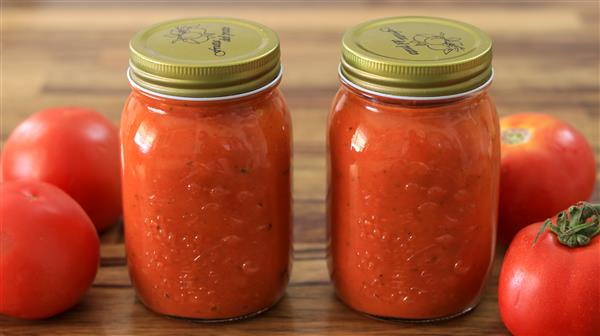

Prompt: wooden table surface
xmin=1 ymin=1 xmax=599 ymax=335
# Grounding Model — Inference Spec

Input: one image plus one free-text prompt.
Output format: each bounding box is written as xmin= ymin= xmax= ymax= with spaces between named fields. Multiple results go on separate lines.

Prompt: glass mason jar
xmin=327 ymin=17 xmax=500 ymax=321
xmin=121 ymin=18 xmax=292 ymax=321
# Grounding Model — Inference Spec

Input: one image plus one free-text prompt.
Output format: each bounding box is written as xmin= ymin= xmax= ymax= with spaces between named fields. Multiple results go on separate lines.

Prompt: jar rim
xmin=338 ymin=64 xmax=493 ymax=102
xmin=127 ymin=66 xmax=283 ymax=102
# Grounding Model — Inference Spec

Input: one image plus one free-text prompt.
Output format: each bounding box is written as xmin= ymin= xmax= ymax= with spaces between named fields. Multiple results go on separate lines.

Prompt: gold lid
xmin=129 ymin=17 xmax=281 ymax=98
xmin=341 ymin=16 xmax=492 ymax=97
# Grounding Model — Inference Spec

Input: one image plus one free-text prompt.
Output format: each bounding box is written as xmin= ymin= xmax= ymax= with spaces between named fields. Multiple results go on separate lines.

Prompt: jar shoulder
xmin=330 ymin=86 xmax=496 ymax=116
xmin=123 ymin=88 xmax=289 ymax=117
xmin=328 ymin=86 xmax=499 ymax=157
xmin=120 ymin=89 xmax=291 ymax=158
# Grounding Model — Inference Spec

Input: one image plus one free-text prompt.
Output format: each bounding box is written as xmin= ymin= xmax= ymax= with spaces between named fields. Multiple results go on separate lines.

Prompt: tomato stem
xmin=501 ymin=127 xmax=532 ymax=145
xmin=534 ymin=202 xmax=600 ymax=248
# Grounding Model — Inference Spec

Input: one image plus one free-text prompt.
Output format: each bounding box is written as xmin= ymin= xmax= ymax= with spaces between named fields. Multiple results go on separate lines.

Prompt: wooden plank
xmin=1 ymin=243 xmax=508 ymax=336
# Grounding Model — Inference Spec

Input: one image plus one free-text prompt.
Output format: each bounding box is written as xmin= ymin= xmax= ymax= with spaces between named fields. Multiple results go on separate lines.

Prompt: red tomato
xmin=0 ymin=180 xmax=100 ymax=319
xmin=499 ymin=203 xmax=600 ymax=336
xmin=1 ymin=107 xmax=122 ymax=232
xmin=498 ymin=113 xmax=595 ymax=245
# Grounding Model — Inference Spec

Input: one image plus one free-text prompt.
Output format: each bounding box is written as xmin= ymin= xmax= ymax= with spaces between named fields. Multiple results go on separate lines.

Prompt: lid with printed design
xmin=129 ymin=17 xmax=280 ymax=98
xmin=341 ymin=16 xmax=493 ymax=97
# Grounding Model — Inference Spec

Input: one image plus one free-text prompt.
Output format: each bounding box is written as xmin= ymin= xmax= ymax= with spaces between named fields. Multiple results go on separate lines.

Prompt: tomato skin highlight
xmin=498 ymin=222 xmax=600 ymax=336
xmin=0 ymin=180 xmax=100 ymax=319
xmin=0 ymin=107 xmax=122 ymax=231
xmin=498 ymin=113 xmax=596 ymax=245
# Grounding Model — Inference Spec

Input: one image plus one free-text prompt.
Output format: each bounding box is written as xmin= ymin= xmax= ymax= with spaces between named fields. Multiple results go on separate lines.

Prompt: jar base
xmin=360 ymin=303 xmax=478 ymax=323
xmin=140 ymin=296 xmax=282 ymax=323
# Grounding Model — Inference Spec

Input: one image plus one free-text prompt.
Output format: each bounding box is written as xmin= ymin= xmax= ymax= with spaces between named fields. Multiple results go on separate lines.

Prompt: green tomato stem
xmin=534 ymin=202 xmax=600 ymax=248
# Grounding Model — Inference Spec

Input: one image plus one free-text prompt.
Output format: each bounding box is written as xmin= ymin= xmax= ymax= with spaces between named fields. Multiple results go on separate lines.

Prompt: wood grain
xmin=1 ymin=1 xmax=598 ymax=335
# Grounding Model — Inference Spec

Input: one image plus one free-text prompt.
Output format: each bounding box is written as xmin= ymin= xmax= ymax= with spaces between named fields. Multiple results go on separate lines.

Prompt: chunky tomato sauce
xmin=121 ymin=86 xmax=292 ymax=320
xmin=328 ymin=84 xmax=500 ymax=320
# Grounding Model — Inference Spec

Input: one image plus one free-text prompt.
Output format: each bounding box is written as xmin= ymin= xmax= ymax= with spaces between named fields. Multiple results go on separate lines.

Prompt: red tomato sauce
xmin=328 ymin=84 xmax=500 ymax=320
xmin=121 ymin=86 xmax=292 ymax=320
